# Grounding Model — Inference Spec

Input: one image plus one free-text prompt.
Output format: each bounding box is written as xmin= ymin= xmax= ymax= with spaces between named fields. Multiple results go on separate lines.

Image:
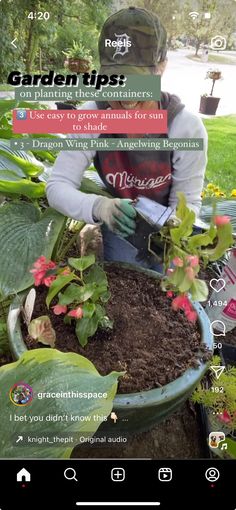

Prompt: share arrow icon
xmin=210 ymin=365 xmax=226 ymax=379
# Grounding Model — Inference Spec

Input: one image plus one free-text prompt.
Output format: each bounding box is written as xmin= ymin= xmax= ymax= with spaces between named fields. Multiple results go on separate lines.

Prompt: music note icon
xmin=221 ymin=443 xmax=228 ymax=450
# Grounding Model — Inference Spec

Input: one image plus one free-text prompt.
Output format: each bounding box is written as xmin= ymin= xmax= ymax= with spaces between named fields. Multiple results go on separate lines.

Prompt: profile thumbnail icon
xmin=9 ymin=382 xmax=33 ymax=406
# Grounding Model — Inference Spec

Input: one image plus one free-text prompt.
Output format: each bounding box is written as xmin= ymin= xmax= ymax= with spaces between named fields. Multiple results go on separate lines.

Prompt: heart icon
xmin=210 ymin=278 xmax=226 ymax=293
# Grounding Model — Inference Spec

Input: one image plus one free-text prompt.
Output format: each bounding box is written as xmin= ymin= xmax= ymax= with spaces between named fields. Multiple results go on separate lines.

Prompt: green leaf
xmin=203 ymin=223 xmax=234 ymax=261
xmin=31 ymin=150 xmax=56 ymax=163
xmin=0 ymin=100 xmax=16 ymax=120
xmin=168 ymin=267 xmax=185 ymax=287
xmin=75 ymin=314 xmax=100 ymax=347
xmin=0 ymin=176 xmax=45 ymax=198
xmin=58 ymin=283 xmax=96 ymax=306
xmin=187 ymin=224 xmax=217 ymax=251
xmin=82 ymin=302 xmax=96 ymax=318
xmin=95 ymin=304 xmax=113 ymax=330
xmin=84 ymin=264 xmax=108 ymax=286
xmin=0 ymin=139 xmax=44 ymax=177
xmin=0 ymin=319 xmax=9 ymax=356
xmin=100 ymin=290 xmax=111 ymax=303
xmin=0 ymin=169 xmax=24 ymax=181
xmin=170 ymin=210 xmax=195 ymax=246
xmin=189 ymin=279 xmax=209 ymax=302
xmin=176 ymin=192 xmax=189 ymax=221
xmin=94 ymin=303 xmax=106 ymax=319
xmin=0 ymin=151 xmax=26 ymax=177
xmin=28 ymin=316 xmax=56 ymax=347
xmin=91 ymin=285 xmax=108 ymax=303
xmin=0 ymin=140 xmax=46 ymax=198
xmin=178 ymin=274 xmax=192 ymax=293
xmin=46 ymin=274 xmax=75 ymax=308
xmin=0 ymin=349 xmax=122 ymax=458
xmin=68 ymin=255 xmax=95 ymax=272
xmin=99 ymin=315 xmax=113 ymax=330
xmin=0 ymin=203 xmax=65 ymax=299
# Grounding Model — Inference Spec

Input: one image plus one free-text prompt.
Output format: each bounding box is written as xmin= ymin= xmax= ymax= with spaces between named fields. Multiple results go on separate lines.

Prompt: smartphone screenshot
xmin=0 ymin=0 xmax=235 ymax=508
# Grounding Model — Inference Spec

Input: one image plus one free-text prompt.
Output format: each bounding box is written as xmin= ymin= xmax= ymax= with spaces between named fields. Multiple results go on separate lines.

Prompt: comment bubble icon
xmin=210 ymin=320 xmax=226 ymax=336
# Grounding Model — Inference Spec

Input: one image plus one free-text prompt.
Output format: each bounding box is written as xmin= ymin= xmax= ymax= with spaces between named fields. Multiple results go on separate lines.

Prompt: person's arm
xmin=46 ymin=101 xmax=136 ymax=235
xmin=46 ymin=145 xmax=100 ymax=224
xmin=46 ymin=101 xmax=103 ymax=224
xmin=168 ymin=109 xmax=208 ymax=216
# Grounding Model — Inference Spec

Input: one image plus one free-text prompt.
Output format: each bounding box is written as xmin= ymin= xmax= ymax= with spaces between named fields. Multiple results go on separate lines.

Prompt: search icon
xmin=64 ymin=467 xmax=78 ymax=482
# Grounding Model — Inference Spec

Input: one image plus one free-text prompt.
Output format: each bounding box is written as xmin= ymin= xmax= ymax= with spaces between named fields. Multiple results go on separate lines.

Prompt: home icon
xmin=16 ymin=468 xmax=31 ymax=482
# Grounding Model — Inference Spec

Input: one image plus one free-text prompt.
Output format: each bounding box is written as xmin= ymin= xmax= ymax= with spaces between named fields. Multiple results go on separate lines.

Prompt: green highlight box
xmin=10 ymin=138 xmax=204 ymax=151
xmin=14 ymin=75 xmax=160 ymax=102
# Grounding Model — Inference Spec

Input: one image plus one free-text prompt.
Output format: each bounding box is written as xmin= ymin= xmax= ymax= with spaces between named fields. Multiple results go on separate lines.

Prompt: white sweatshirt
xmin=46 ymin=101 xmax=208 ymax=223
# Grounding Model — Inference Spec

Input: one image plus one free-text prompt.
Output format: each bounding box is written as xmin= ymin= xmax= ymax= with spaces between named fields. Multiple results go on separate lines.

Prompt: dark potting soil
xmin=23 ymin=265 xmax=210 ymax=393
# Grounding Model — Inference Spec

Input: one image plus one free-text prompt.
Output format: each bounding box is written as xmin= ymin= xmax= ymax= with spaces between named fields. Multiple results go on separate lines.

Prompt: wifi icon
xmin=189 ymin=11 xmax=199 ymax=20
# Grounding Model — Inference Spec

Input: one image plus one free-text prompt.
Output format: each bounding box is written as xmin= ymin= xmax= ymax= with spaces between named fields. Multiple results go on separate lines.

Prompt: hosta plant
xmin=0 ymin=348 xmax=122 ymax=458
xmin=29 ymin=254 xmax=112 ymax=347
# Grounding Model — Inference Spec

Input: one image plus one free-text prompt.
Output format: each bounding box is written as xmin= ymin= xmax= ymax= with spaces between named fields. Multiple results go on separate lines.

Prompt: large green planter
xmin=7 ymin=263 xmax=213 ymax=435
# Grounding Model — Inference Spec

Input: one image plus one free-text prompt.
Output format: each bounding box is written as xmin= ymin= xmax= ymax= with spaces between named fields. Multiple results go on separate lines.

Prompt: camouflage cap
xmin=98 ymin=6 xmax=167 ymax=76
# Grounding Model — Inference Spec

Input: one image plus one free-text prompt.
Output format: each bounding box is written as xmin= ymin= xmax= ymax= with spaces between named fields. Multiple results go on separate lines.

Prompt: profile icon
xmin=9 ymin=382 xmax=33 ymax=406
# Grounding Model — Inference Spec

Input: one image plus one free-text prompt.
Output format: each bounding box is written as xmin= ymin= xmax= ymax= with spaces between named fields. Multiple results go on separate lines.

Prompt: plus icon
xmin=111 ymin=467 xmax=125 ymax=482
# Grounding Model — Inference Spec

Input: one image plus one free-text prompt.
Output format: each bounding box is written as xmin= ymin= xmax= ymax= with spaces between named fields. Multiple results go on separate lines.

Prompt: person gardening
xmin=47 ymin=6 xmax=207 ymax=269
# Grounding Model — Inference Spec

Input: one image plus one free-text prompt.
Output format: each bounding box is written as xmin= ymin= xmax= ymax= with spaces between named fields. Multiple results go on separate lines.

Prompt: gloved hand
xmin=92 ymin=197 xmax=136 ymax=237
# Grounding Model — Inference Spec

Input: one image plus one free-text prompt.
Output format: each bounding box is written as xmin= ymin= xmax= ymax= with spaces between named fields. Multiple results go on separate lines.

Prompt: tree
xmin=134 ymin=0 xmax=182 ymax=47
xmin=182 ymin=0 xmax=236 ymax=55
xmin=0 ymin=0 xmax=112 ymax=80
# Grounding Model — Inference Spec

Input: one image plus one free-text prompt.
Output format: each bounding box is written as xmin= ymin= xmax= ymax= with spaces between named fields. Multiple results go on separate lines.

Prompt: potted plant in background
xmin=199 ymin=68 xmax=222 ymax=115
xmin=62 ymin=41 xmax=93 ymax=73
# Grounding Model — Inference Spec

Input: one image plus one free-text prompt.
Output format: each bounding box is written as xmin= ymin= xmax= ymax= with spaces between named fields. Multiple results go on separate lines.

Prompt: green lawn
xmin=203 ymin=115 xmax=236 ymax=193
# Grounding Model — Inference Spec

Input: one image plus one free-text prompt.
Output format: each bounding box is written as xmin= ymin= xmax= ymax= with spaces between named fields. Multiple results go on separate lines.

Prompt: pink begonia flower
xmin=185 ymin=310 xmax=197 ymax=323
xmin=31 ymin=270 xmax=46 ymax=287
xmin=67 ymin=307 xmax=83 ymax=319
xmin=186 ymin=255 xmax=199 ymax=267
xmin=52 ymin=304 xmax=67 ymax=315
xmin=171 ymin=294 xmax=197 ymax=323
xmin=173 ymin=256 xmax=184 ymax=267
xmin=32 ymin=256 xmax=47 ymax=268
xmin=214 ymin=215 xmax=230 ymax=226
xmin=43 ymin=276 xmax=57 ymax=287
xmin=218 ymin=410 xmax=232 ymax=425
xmin=30 ymin=256 xmax=57 ymax=286
xmin=185 ymin=266 xmax=195 ymax=281
xmin=171 ymin=294 xmax=190 ymax=311
xmin=167 ymin=268 xmax=174 ymax=276
xmin=167 ymin=291 xmax=174 ymax=298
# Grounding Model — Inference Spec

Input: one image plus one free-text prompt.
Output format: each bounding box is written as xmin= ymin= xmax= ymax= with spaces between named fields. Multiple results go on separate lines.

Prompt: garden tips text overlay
xmin=8 ymin=72 xmax=160 ymax=101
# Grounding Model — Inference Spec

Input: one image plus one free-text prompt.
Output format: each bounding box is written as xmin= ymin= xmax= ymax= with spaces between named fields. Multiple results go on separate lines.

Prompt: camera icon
xmin=210 ymin=35 xmax=226 ymax=51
